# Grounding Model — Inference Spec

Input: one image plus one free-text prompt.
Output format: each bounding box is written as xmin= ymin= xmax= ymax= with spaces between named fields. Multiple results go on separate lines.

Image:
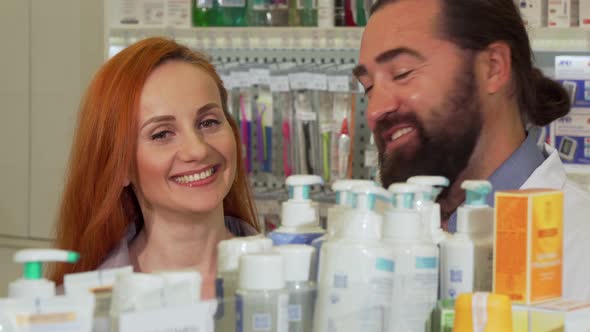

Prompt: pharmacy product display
xmin=1 ymin=178 xmax=582 ymax=331
xmin=407 ymin=176 xmax=450 ymax=245
xmin=440 ymin=180 xmax=494 ymax=300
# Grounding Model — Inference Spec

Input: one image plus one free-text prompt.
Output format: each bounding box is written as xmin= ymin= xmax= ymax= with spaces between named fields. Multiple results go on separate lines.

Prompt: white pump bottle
xmin=269 ymin=175 xmax=325 ymax=245
xmin=407 ymin=176 xmax=450 ymax=245
xmin=439 ymin=180 xmax=494 ymax=299
xmin=314 ymin=185 xmax=395 ymax=332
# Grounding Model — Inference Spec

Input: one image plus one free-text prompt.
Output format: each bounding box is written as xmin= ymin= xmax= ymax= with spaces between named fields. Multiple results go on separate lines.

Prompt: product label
xmin=215 ymin=278 xmax=224 ymax=319
xmin=270 ymin=76 xmax=290 ymax=92
xmin=531 ymin=192 xmax=563 ymax=302
xmin=376 ymin=257 xmax=395 ymax=272
xmin=249 ymin=69 xmax=271 ymax=86
xmin=219 ymin=0 xmax=246 ymax=7
xmin=495 ymin=195 xmax=529 ymax=302
xmin=167 ymin=0 xmax=191 ymax=27
xmin=143 ymin=0 xmax=166 ymax=26
xmin=253 ymin=313 xmax=272 ymax=331
xmin=328 ymin=75 xmax=351 ymax=92
xmin=364 ymin=149 xmax=378 ymax=167
xmin=333 ymin=273 xmax=348 ymax=288
xmin=16 ymin=312 xmax=77 ymax=327
xmin=415 ymin=256 xmax=437 ymax=269
xmin=236 ymin=294 xmax=244 ymax=332
xmin=288 ymin=73 xmax=310 ymax=90
xmin=118 ymin=303 xmax=210 ymax=332
xmin=195 ymin=0 xmax=213 ymax=9
xmin=288 ymin=304 xmax=302 ymax=322
xmin=309 ymin=74 xmax=328 ymax=91
xmin=296 ymin=110 xmax=317 ymax=121
xmin=268 ymin=231 xmax=323 ymax=245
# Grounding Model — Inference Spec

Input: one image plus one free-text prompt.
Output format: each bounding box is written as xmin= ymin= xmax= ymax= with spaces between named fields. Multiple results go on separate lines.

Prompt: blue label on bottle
xmin=333 ymin=273 xmax=348 ymax=288
xmin=215 ymin=278 xmax=224 ymax=319
xmin=450 ymin=269 xmax=463 ymax=282
xmin=268 ymin=231 xmax=324 ymax=246
xmin=376 ymin=257 xmax=395 ymax=272
xmin=288 ymin=304 xmax=302 ymax=322
xmin=254 ymin=313 xmax=272 ymax=331
xmin=236 ymin=294 xmax=243 ymax=332
xmin=415 ymin=256 xmax=437 ymax=269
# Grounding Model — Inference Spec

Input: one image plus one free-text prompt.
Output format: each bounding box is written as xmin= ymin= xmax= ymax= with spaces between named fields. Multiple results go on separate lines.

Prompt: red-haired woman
xmin=49 ymin=37 xmax=259 ymax=299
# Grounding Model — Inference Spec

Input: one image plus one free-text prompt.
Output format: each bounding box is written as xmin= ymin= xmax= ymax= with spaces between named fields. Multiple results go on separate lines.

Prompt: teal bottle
xmin=217 ymin=0 xmax=247 ymax=26
xmin=247 ymin=0 xmax=272 ymax=26
xmin=299 ymin=0 xmax=317 ymax=26
xmin=192 ymin=0 xmax=215 ymax=26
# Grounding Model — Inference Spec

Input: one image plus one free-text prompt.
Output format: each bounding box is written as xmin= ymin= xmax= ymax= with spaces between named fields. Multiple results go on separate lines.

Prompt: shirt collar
xmin=448 ymin=127 xmax=546 ymax=232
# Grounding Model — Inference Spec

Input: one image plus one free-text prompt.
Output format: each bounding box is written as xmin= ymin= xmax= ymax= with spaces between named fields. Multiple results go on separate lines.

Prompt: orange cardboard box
xmin=493 ymin=189 xmax=563 ymax=304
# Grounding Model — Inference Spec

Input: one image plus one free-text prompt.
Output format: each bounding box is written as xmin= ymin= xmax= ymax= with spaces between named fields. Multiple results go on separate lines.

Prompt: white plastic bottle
xmin=314 ymin=185 xmax=395 ymax=332
xmin=274 ymin=245 xmax=316 ymax=332
xmin=407 ymin=176 xmax=450 ymax=245
xmin=439 ymin=180 xmax=494 ymax=300
xmin=236 ymin=253 xmax=289 ymax=332
xmin=215 ymin=236 xmax=267 ymax=332
xmin=269 ymin=175 xmax=326 ymax=245
xmin=310 ymin=179 xmax=376 ymax=279
xmin=385 ymin=184 xmax=439 ymax=332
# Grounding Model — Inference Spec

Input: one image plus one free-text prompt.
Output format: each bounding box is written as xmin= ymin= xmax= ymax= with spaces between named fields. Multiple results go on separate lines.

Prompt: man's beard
xmin=376 ymin=59 xmax=482 ymax=189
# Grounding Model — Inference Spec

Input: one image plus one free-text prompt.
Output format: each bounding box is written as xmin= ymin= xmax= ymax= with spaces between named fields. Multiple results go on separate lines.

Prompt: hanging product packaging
xmin=270 ymin=70 xmax=295 ymax=180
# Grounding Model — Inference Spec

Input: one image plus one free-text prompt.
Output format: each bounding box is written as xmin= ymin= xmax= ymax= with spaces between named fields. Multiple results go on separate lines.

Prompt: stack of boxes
xmin=515 ymin=0 xmax=589 ymax=27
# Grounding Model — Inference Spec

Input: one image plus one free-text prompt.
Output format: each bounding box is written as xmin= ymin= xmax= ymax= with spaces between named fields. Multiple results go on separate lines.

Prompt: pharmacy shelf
xmin=109 ymin=26 xmax=590 ymax=52
xmin=109 ymin=27 xmax=364 ymax=50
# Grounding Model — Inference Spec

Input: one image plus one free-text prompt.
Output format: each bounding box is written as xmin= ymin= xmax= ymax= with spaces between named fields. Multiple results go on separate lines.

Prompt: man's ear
xmin=480 ymin=41 xmax=512 ymax=95
xmin=123 ymin=177 xmax=130 ymax=187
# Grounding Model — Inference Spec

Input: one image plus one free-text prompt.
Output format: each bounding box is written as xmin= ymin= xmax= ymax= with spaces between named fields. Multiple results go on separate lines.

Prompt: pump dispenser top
xmin=388 ymin=183 xmax=425 ymax=209
xmin=9 ymin=249 xmax=80 ymax=298
xmin=385 ymin=183 xmax=423 ymax=239
xmin=332 ymin=180 xmax=376 ymax=207
xmin=408 ymin=176 xmax=450 ymax=202
xmin=337 ymin=185 xmax=391 ymax=240
xmin=281 ymin=175 xmax=323 ymax=228
xmin=407 ymin=176 xmax=451 ymax=244
xmin=461 ymin=180 xmax=492 ymax=206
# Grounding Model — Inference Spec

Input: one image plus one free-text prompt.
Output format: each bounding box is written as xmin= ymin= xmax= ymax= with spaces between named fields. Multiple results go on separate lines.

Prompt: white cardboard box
xmin=548 ymin=0 xmax=580 ymax=27
xmin=517 ymin=0 xmax=548 ymax=28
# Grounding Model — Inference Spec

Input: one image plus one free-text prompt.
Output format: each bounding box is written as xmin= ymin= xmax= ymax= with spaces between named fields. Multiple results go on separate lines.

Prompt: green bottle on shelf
xmin=192 ymin=0 xmax=215 ymax=26
xmin=247 ymin=0 xmax=272 ymax=26
xmin=288 ymin=0 xmax=301 ymax=26
xmin=354 ymin=0 xmax=367 ymax=26
xmin=217 ymin=0 xmax=247 ymax=26
xmin=299 ymin=0 xmax=317 ymax=26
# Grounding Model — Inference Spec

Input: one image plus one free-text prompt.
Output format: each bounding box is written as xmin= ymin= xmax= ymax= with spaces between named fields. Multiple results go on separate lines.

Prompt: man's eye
xmin=394 ymin=70 xmax=414 ymax=81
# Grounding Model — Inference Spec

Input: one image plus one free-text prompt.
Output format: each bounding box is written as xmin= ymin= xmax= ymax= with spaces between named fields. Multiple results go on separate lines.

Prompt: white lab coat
xmin=521 ymin=144 xmax=590 ymax=301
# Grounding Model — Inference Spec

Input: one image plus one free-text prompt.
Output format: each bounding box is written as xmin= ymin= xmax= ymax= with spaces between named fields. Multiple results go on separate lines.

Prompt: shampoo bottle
xmin=314 ymin=185 xmax=395 ymax=332
xmin=274 ymin=245 xmax=316 ymax=332
xmin=236 ymin=253 xmax=289 ymax=332
xmin=407 ymin=176 xmax=450 ymax=245
xmin=440 ymin=181 xmax=494 ymax=300
xmin=269 ymin=175 xmax=325 ymax=245
xmin=385 ymin=183 xmax=439 ymax=332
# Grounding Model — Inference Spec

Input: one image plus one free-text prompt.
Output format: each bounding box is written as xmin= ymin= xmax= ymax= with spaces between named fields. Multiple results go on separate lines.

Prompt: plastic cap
xmin=239 ymin=253 xmax=285 ymax=290
xmin=14 ymin=249 xmax=79 ymax=280
xmin=351 ymin=185 xmax=392 ymax=212
xmin=408 ymin=176 xmax=450 ymax=201
xmin=461 ymin=180 xmax=492 ymax=206
xmin=273 ymin=245 xmax=315 ymax=282
xmin=453 ymin=293 xmax=512 ymax=332
xmin=248 ymin=236 xmax=273 ymax=251
xmin=286 ymin=175 xmax=323 ymax=201
xmin=281 ymin=200 xmax=320 ymax=227
xmin=332 ymin=180 xmax=376 ymax=206
xmin=217 ymin=237 xmax=266 ymax=273
xmin=383 ymin=209 xmax=422 ymax=239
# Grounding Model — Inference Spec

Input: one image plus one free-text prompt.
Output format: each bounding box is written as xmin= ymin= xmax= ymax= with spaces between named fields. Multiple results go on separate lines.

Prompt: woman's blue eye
xmin=151 ymin=131 xmax=173 ymax=140
xmin=199 ymin=119 xmax=220 ymax=129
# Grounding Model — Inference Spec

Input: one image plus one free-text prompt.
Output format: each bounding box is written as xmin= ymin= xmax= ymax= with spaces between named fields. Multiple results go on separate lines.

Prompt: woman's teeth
xmin=391 ymin=127 xmax=414 ymax=141
xmin=174 ymin=167 xmax=215 ymax=184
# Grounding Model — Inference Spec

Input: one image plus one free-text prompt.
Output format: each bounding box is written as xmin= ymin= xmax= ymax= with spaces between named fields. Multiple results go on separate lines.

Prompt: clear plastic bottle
xmin=236 ymin=254 xmax=289 ymax=332
xmin=274 ymin=245 xmax=316 ymax=332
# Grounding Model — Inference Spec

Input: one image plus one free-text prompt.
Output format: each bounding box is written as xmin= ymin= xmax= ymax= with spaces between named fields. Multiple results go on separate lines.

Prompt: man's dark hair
xmin=370 ymin=0 xmax=570 ymax=126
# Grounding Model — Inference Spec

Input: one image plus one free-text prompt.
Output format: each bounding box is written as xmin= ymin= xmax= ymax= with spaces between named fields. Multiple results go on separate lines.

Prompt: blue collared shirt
xmin=447 ymin=127 xmax=547 ymax=232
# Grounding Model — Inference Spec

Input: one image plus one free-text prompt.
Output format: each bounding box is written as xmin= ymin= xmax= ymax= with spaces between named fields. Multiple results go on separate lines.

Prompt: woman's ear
xmin=123 ymin=177 xmax=130 ymax=187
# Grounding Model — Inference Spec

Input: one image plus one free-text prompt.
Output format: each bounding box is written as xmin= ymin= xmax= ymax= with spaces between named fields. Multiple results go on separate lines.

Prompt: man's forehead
xmin=359 ymin=0 xmax=440 ymax=64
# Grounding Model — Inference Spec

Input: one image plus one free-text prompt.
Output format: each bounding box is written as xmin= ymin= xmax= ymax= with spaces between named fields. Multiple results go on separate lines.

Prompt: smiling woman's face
xmin=132 ymin=60 xmax=236 ymax=216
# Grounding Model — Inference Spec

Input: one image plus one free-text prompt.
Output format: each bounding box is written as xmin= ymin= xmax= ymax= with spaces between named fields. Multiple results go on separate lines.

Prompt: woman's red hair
xmin=49 ymin=37 xmax=259 ymax=284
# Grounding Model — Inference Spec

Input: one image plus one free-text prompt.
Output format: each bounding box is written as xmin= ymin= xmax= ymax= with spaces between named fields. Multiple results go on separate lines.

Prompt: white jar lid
xmin=217 ymin=237 xmax=266 ymax=273
xmin=239 ymin=253 xmax=285 ymax=291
